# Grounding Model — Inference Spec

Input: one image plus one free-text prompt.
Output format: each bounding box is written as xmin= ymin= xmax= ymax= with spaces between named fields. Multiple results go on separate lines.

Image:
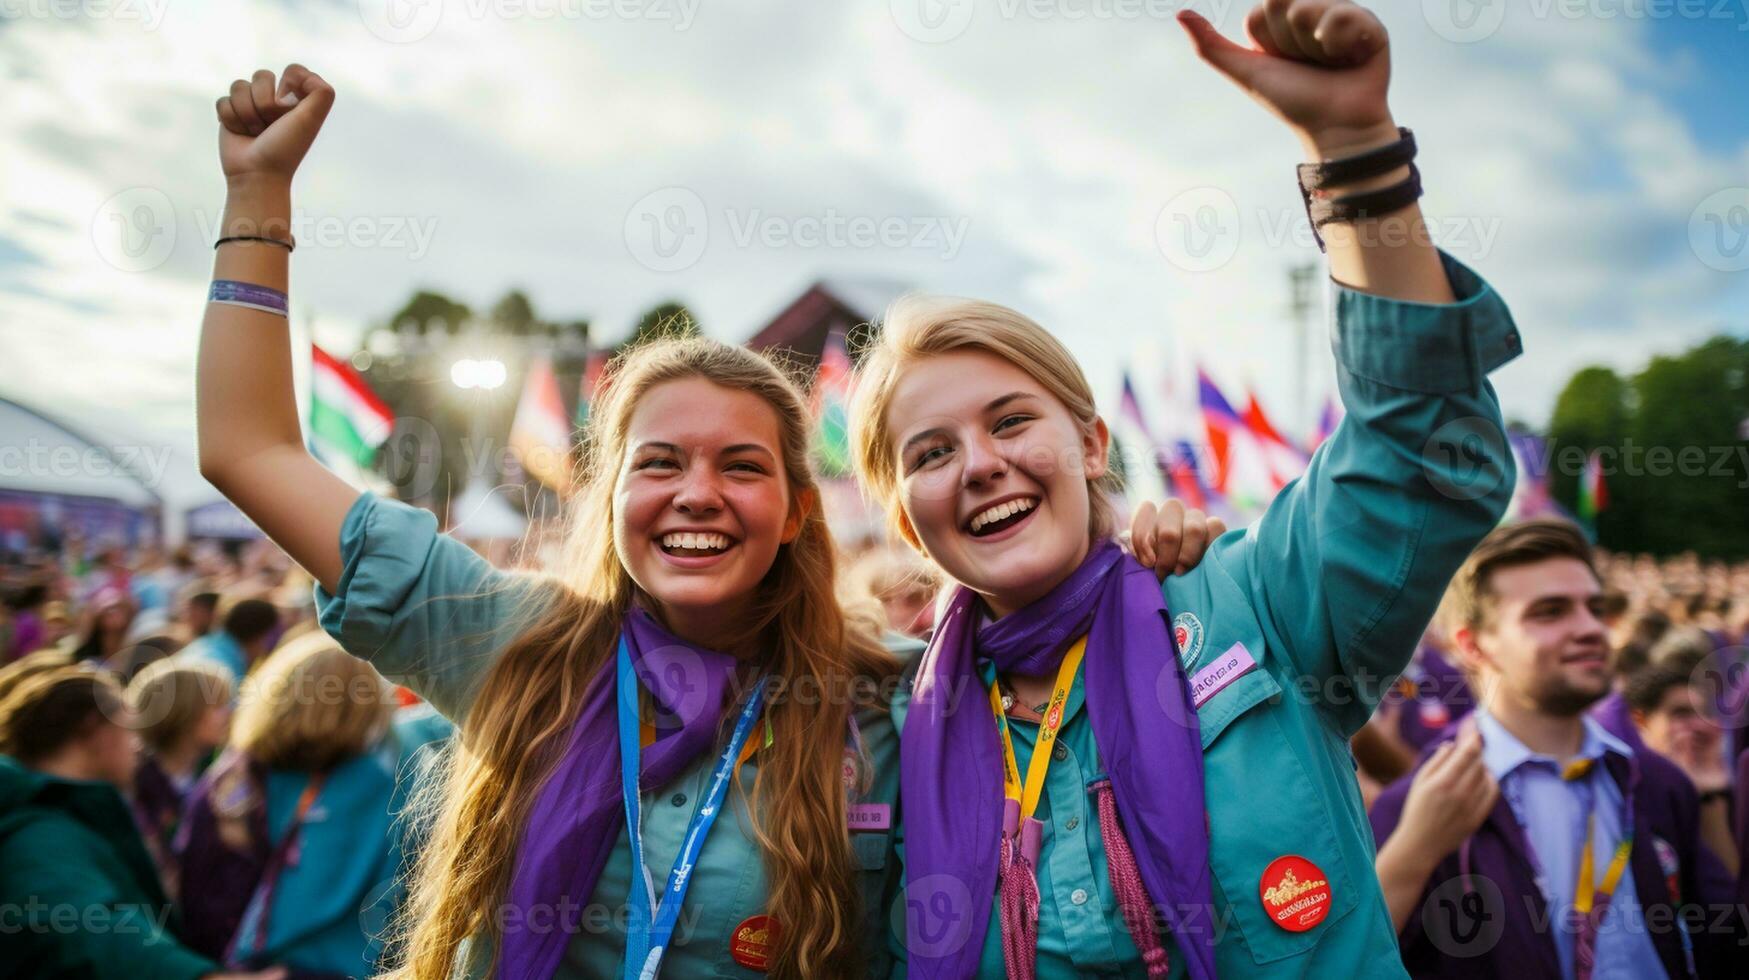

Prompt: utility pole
xmin=1287 ymin=264 xmax=1318 ymax=443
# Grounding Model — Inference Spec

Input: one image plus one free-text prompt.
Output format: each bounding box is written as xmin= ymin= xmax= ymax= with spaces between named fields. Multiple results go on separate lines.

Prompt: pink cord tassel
xmin=998 ymin=832 xmax=1038 ymax=980
xmin=1092 ymin=779 xmax=1171 ymax=977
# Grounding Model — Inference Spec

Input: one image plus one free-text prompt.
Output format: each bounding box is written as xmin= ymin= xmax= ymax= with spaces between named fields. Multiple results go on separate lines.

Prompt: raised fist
xmin=215 ymin=64 xmax=335 ymax=184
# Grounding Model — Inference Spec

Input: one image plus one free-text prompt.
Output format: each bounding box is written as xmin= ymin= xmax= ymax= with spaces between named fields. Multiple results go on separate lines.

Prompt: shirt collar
xmin=1474 ymin=707 xmax=1632 ymax=782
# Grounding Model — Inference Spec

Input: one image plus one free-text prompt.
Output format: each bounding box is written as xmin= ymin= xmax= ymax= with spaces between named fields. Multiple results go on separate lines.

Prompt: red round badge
xmin=730 ymin=915 xmax=779 ymax=971
xmin=1418 ymin=700 xmax=1451 ymax=729
xmin=1259 ymin=855 xmax=1331 ymax=933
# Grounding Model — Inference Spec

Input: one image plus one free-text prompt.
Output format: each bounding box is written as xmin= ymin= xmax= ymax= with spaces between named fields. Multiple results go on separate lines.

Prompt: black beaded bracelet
xmin=215 ymin=234 xmax=295 ymax=252
xmin=1307 ymin=163 xmax=1424 ymax=230
xmin=1296 ymin=127 xmax=1416 ymax=193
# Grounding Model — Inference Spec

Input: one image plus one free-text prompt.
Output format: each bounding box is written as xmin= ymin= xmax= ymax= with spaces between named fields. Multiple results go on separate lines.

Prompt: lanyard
xmin=986 ymin=637 xmax=1087 ymax=865
xmin=617 ymin=637 xmax=767 ymax=980
xmin=226 ymin=772 xmax=326 ymax=967
xmin=1564 ymin=758 xmax=1634 ymax=980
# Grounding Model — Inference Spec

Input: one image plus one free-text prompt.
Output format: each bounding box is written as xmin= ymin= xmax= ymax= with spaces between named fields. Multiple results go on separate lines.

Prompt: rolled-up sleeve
xmin=1238 ymin=251 xmax=1521 ymax=736
xmin=313 ymin=492 xmax=552 ymax=721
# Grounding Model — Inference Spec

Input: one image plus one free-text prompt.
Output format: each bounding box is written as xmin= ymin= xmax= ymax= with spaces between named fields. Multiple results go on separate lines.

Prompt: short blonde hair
xmin=848 ymin=295 xmax=1119 ymax=548
xmin=231 ymin=632 xmax=393 ymax=772
xmin=125 ymin=659 xmax=233 ymax=752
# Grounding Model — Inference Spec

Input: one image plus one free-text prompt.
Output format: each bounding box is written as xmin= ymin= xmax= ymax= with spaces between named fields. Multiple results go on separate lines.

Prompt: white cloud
xmin=1 ymin=0 xmax=1744 ymax=510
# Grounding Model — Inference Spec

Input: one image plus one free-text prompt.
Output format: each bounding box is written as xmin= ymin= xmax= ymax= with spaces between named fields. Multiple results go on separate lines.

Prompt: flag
xmin=308 ymin=343 xmax=393 ymax=469
xmin=574 ymin=349 xmax=610 ymax=427
xmin=1577 ymin=449 xmax=1609 ymax=524
xmin=1197 ymin=367 xmax=1239 ymax=495
xmin=1155 ymin=363 xmax=1213 ymax=511
xmin=1114 ymin=373 xmax=1169 ymax=503
xmin=1242 ymin=389 xmax=1309 ymax=490
xmin=1505 ymin=431 xmax=1562 ymax=522
xmin=510 ymin=355 xmax=575 ymax=494
xmin=1197 ymin=367 xmax=1275 ymax=515
xmin=1308 ymin=396 xmax=1343 ymax=452
xmin=812 ymin=331 xmax=853 ymax=477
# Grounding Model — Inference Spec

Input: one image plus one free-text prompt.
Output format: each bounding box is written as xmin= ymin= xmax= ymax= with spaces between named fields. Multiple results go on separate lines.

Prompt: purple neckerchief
xmin=498 ymin=607 xmax=741 ymax=980
xmin=900 ymin=540 xmax=1215 ymax=980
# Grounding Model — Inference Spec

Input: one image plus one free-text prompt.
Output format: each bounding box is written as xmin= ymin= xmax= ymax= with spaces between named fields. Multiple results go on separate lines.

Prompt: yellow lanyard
xmin=987 ymin=638 xmax=1088 ymax=822
xmin=641 ymin=711 xmax=769 ymax=769
xmin=1563 ymin=758 xmax=1634 ymax=916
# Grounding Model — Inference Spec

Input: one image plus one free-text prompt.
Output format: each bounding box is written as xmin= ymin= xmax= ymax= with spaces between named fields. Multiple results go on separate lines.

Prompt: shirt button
xmin=1070 ymin=888 xmax=1088 ymax=906
xmin=671 ymin=793 xmax=687 ymax=807
xmin=1065 ymin=816 xmax=1079 ymax=831
xmin=1052 ymin=743 xmax=1068 ymax=761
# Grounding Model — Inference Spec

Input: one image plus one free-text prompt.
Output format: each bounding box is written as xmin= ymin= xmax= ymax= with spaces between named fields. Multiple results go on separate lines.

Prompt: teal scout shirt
xmin=313 ymin=499 xmax=904 ymax=978
xmin=888 ymin=250 xmax=1522 ymax=978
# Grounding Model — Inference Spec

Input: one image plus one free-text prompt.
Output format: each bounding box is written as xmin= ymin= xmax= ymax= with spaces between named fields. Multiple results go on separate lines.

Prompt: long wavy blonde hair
xmin=390 ymin=337 xmax=897 ymax=979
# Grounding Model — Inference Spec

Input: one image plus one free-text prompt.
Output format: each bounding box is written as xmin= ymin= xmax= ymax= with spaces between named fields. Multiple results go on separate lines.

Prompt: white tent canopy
xmin=0 ymin=396 xmax=161 ymax=508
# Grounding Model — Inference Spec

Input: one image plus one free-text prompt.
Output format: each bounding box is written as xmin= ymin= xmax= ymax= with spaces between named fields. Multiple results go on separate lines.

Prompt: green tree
xmin=491 ymin=290 xmax=540 ymax=336
xmin=1547 ymin=366 xmax=1631 ymax=542
xmin=1546 ymin=335 xmax=1749 ymax=557
xmin=1624 ymin=337 xmax=1749 ymax=557
xmin=385 ymin=290 xmax=471 ymax=335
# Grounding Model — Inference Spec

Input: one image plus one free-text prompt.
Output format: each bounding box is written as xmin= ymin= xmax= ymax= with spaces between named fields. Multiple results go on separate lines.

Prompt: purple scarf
xmin=900 ymin=540 xmax=1216 ymax=979
xmin=498 ymin=608 xmax=742 ymax=980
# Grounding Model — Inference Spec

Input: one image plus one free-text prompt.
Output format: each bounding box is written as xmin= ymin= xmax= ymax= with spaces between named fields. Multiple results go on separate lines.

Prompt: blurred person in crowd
xmin=178 ymin=598 xmax=280 ymax=685
xmin=1371 ymin=519 xmax=1738 ymax=979
xmin=1626 ymin=660 xmax=1739 ymax=878
xmin=841 ymin=545 xmax=941 ymax=640
xmin=81 ymin=544 xmax=134 ymax=601
xmin=126 ymin=658 xmax=235 ymax=898
xmin=39 ymin=599 xmax=74 ymax=652
xmin=0 ymin=662 xmax=280 ymax=980
xmin=178 ymin=583 xmax=222 ymax=643
xmin=71 ymin=585 xmax=137 ymax=666
xmin=176 ymin=633 xmax=452 ymax=977
xmin=5 ymin=582 xmax=52 ymax=661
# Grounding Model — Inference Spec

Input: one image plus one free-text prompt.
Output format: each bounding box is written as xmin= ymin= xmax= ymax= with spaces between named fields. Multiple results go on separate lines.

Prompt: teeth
xmin=661 ymin=532 xmax=730 ymax=551
xmin=969 ymin=498 xmax=1036 ymax=533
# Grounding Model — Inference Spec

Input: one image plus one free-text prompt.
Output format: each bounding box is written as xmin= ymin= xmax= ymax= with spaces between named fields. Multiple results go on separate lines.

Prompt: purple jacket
xmin=1370 ymin=725 xmax=1744 ymax=979
xmin=1395 ymin=644 xmax=1475 ymax=751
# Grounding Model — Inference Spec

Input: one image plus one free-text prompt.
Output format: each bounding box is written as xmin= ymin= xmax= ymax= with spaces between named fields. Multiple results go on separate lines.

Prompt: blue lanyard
xmin=616 ymin=637 xmax=767 ymax=980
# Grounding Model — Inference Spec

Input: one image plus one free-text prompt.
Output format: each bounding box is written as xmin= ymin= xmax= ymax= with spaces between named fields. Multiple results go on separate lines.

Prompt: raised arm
xmin=196 ymin=64 xmax=356 ymax=594
xmin=1179 ymin=2 xmax=1520 ymax=733
xmin=1179 ymin=1 xmax=1451 ymax=304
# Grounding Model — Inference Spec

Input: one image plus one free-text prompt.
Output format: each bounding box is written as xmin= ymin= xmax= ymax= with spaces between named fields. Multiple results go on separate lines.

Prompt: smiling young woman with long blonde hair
xmin=852 ymin=3 xmax=1522 ymax=977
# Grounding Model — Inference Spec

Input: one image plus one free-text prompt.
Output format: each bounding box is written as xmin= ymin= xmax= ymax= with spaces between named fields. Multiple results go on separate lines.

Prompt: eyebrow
xmin=899 ymin=391 xmax=1039 ymax=455
xmin=636 ymin=441 xmax=776 ymax=460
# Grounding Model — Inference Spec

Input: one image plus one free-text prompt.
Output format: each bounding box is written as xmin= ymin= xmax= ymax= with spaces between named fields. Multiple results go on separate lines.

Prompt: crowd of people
xmin=7 ymin=0 xmax=1749 ymax=977
xmin=0 ymin=536 xmax=454 ymax=978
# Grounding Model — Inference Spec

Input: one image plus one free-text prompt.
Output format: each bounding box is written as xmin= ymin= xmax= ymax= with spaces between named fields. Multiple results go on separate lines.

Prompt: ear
xmin=782 ymin=488 xmax=817 ymax=544
xmin=1083 ymin=415 xmax=1112 ymax=481
xmin=1628 ymin=708 xmax=1648 ymax=730
xmin=1449 ymin=624 xmax=1491 ymax=677
xmin=895 ymin=509 xmax=923 ymax=552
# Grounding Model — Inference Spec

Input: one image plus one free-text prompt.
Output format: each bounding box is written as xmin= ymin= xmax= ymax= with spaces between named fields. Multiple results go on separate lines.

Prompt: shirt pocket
xmin=1198 ymin=660 xmax=1360 ymax=966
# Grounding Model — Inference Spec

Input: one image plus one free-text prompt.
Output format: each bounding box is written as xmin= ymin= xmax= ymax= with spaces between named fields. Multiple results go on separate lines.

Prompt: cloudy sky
xmin=3 ymin=0 xmax=1746 ymax=505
